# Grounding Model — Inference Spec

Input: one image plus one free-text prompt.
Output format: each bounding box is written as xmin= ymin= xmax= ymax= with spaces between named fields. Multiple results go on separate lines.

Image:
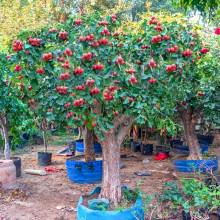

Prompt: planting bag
xmin=77 ymin=186 xmax=144 ymax=220
xmin=75 ymin=139 xmax=102 ymax=153
xmin=66 ymin=156 xmax=102 ymax=184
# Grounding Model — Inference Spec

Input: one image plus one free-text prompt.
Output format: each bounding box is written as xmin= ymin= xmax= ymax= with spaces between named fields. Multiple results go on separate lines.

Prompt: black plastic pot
xmin=38 ymin=152 xmax=52 ymax=166
xmin=22 ymin=133 xmax=30 ymax=141
xmin=68 ymin=140 xmax=76 ymax=153
xmin=197 ymin=135 xmax=214 ymax=145
xmin=156 ymin=146 xmax=170 ymax=157
xmin=131 ymin=141 xmax=141 ymax=152
xmin=141 ymin=144 xmax=153 ymax=155
xmin=11 ymin=157 xmax=21 ymax=177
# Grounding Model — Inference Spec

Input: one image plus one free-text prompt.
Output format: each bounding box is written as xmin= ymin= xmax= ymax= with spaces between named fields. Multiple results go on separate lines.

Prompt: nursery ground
xmin=0 ymin=134 xmax=219 ymax=220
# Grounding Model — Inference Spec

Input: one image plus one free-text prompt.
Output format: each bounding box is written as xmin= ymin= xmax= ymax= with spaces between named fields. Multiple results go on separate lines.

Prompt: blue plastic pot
xmin=173 ymin=141 xmax=208 ymax=155
xmin=173 ymin=157 xmax=218 ymax=173
xmin=66 ymin=156 xmax=102 ymax=184
xmin=77 ymin=186 xmax=144 ymax=220
xmin=75 ymin=139 xmax=102 ymax=153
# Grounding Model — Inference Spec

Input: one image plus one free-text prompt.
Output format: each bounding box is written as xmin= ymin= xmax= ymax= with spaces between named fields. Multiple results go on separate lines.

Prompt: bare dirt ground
xmin=0 ymin=134 xmax=219 ymax=220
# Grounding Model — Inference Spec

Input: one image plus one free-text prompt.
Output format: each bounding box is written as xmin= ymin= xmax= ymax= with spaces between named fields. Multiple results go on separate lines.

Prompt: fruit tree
xmin=10 ymin=13 xmax=219 ymax=204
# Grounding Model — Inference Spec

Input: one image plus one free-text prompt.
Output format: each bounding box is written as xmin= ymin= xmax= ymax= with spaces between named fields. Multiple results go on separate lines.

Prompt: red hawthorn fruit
xmin=92 ymin=123 xmax=96 ymax=127
xmin=155 ymin=104 xmax=159 ymax=109
xmin=163 ymin=128 xmax=166 ymax=131
xmin=182 ymin=101 xmax=187 ymax=106
xmin=179 ymin=71 xmax=182 ymax=75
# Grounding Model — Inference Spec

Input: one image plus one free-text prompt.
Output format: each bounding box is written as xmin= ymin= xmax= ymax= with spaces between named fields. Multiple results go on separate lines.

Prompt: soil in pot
xmin=38 ymin=152 xmax=52 ymax=166
xmin=11 ymin=157 xmax=21 ymax=177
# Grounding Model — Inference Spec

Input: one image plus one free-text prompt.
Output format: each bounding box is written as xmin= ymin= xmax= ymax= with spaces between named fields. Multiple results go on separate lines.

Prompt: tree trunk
xmin=177 ymin=106 xmax=202 ymax=160
xmin=0 ymin=113 xmax=10 ymax=160
xmin=43 ymin=129 xmax=47 ymax=153
xmin=181 ymin=119 xmax=202 ymax=160
xmin=84 ymin=126 xmax=96 ymax=162
xmin=3 ymin=125 xmax=10 ymax=160
xmin=100 ymin=133 xmax=121 ymax=207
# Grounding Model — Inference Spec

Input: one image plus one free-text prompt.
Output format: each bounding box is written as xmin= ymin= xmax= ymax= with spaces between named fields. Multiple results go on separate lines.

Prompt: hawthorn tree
xmin=0 ymin=53 xmax=30 ymax=159
xmin=10 ymin=13 xmax=219 ymax=205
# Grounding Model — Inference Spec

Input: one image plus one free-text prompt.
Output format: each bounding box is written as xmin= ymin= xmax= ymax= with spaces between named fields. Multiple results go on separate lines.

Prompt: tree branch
xmin=116 ymin=116 xmax=135 ymax=146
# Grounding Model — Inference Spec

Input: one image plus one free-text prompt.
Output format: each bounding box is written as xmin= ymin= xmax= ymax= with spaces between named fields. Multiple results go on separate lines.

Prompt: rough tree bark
xmin=0 ymin=112 xmax=10 ymax=160
xmin=91 ymin=101 xmax=135 ymax=206
xmin=177 ymin=105 xmax=203 ymax=160
xmin=84 ymin=126 xmax=96 ymax=162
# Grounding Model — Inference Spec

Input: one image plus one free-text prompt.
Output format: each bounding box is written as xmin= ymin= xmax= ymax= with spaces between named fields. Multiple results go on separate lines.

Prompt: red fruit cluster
xmin=82 ymin=52 xmax=92 ymax=61
xmin=14 ymin=65 xmax=21 ymax=72
xmin=162 ymin=80 xmax=166 ymax=84
xmin=73 ymin=68 xmax=84 ymax=75
xmin=12 ymin=40 xmax=23 ymax=51
xmin=190 ymin=42 xmax=195 ymax=46
xmin=90 ymin=88 xmax=100 ymax=95
xmin=103 ymin=89 xmax=114 ymax=101
xmin=49 ymin=28 xmax=57 ymax=33
xmin=149 ymin=16 xmax=158 ymax=25
xmin=163 ymin=35 xmax=170 ymax=40
xmin=58 ymin=32 xmax=69 ymax=40
xmin=166 ymin=64 xmax=176 ymax=72
xmin=37 ymin=68 xmax=45 ymax=74
xmin=5 ymin=78 xmax=9 ymax=84
xmin=25 ymin=50 xmax=29 ymax=55
xmin=149 ymin=78 xmax=157 ymax=83
xmin=154 ymin=22 xmax=163 ymax=31
xmin=147 ymin=60 xmax=157 ymax=68
xmin=98 ymin=21 xmax=109 ymax=26
xmin=86 ymin=79 xmax=95 ymax=87
xmin=29 ymin=99 xmax=35 ymax=103
xmin=28 ymin=86 xmax=33 ymax=91
xmin=57 ymin=86 xmax=68 ymax=94
xmin=128 ymin=76 xmax=137 ymax=84
xmin=167 ymin=46 xmax=178 ymax=53
xmin=182 ymin=101 xmax=187 ymax=105
xmin=42 ymin=53 xmax=53 ymax=61
xmin=99 ymin=39 xmax=109 ymax=45
xmin=101 ymin=27 xmax=110 ymax=36
xmin=155 ymin=104 xmax=159 ymax=109
xmin=71 ymin=93 xmax=75 ymax=97
xmin=67 ymin=112 xmax=74 ymax=117
xmin=18 ymin=76 xmax=23 ymax=80
xmin=90 ymin=40 xmax=99 ymax=47
xmin=64 ymin=102 xmax=71 ymax=107
xmin=182 ymin=50 xmax=193 ymax=57
xmin=79 ymin=34 xmax=94 ymax=41
xmin=142 ymin=45 xmax=148 ymax=49
xmin=125 ymin=69 xmax=136 ymax=74
xmin=113 ymin=32 xmax=119 ymax=37
xmin=113 ymin=111 xmax=119 ymax=115
xmin=75 ymin=85 xmax=85 ymax=90
xmin=93 ymin=64 xmax=103 ymax=71
xmin=179 ymin=71 xmax=182 ymax=75
xmin=7 ymin=55 xmax=11 ymax=60
xmin=59 ymin=72 xmax=71 ymax=80
xmin=115 ymin=57 xmax=125 ymax=65
xmin=19 ymin=83 xmax=24 ymax=87
xmin=57 ymin=55 xmax=65 ymax=62
xmin=74 ymin=19 xmax=82 ymax=26
xmin=62 ymin=60 xmax=71 ymax=69
xmin=73 ymin=98 xmax=84 ymax=106
xmin=117 ymin=42 xmax=123 ymax=47
xmin=111 ymin=14 xmax=116 ymax=23
xmin=137 ymin=37 xmax=142 ymax=42
xmin=28 ymin=36 xmax=41 ymax=47
xmin=151 ymin=35 xmax=161 ymax=43
xmin=200 ymin=48 xmax=209 ymax=54
xmin=47 ymin=108 xmax=55 ymax=112
xmin=64 ymin=48 xmax=73 ymax=56
xmin=198 ymin=92 xmax=204 ymax=96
